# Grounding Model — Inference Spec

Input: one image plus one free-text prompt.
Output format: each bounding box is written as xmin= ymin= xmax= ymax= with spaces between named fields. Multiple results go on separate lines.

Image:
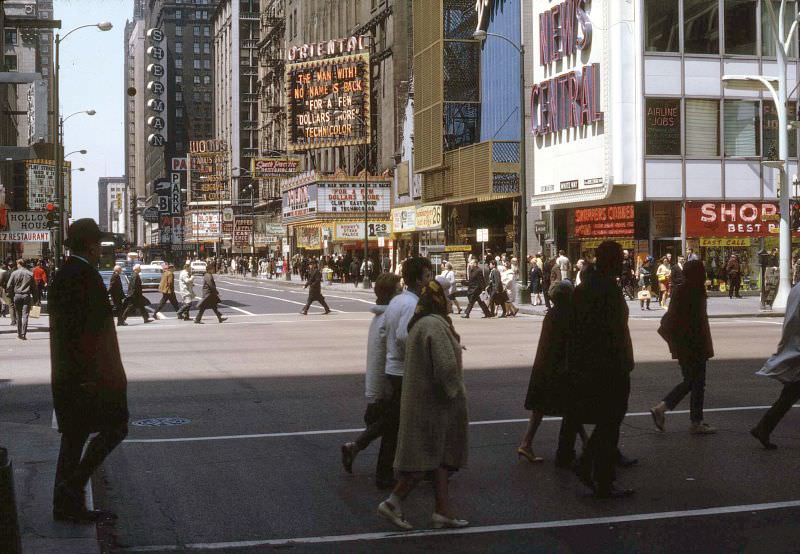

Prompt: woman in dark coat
xmin=529 ymin=263 xmax=543 ymax=305
xmin=650 ymin=260 xmax=716 ymax=434
xmin=518 ymin=281 xmax=587 ymax=462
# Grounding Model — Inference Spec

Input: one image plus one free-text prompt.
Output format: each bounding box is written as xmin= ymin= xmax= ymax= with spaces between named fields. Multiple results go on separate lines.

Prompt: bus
xmin=98 ymin=234 xmax=131 ymax=270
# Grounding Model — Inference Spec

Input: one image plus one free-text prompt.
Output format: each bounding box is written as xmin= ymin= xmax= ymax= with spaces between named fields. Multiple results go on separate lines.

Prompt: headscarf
xmin=407 ymin=279 xmax=460 ymax=342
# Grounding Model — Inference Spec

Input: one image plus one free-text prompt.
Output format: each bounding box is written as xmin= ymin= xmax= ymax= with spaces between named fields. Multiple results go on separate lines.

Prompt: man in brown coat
xmin=50 ymin=219 xmax=128 ymax=522
xmin=153 ymin=263 xmax=180 ymax=317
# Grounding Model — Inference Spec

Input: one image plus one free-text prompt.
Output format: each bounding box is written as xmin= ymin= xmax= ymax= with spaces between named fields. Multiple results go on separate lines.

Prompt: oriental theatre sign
xmin=530 ymin=0 xmax=602 ymax=137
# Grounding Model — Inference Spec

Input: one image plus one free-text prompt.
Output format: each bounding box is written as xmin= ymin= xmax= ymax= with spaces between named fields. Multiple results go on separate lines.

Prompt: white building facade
xmin=526 ymin=0 xmax=800 ymax=289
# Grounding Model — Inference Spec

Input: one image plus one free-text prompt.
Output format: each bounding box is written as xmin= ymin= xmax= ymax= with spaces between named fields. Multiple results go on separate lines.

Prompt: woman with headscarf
xmin=650 ymin=260 xmax=716 ymax=434
xmin=377 ymin=280 xmax=469 ymax=531
xmin=751 ymin=281 xmax=800 ymax=449
xmin=518 ymin=280 xmax=587 ymax=462
xmin=638 ymin=256 xmax=655 ymax=310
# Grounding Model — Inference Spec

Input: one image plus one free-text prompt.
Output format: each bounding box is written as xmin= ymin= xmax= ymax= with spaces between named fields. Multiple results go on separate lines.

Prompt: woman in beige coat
xmin=377 ymin=280 xmax=469 ymax=531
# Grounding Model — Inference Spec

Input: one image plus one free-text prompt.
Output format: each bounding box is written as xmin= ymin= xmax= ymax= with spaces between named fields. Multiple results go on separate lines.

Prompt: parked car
xmin=100 ymin=270 xmax=130 ymax=297
xmin=191 ymin=260 xmax=207 ymax=276
xmin=150 ymin=259 xmax=166 ymax=269
xmin=138 ymin=265 xmax=163 ymax=290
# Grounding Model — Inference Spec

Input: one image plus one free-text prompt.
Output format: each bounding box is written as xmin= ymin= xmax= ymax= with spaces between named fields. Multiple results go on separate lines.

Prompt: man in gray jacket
xmin=7 ymin=259 xmax=36 ymax=339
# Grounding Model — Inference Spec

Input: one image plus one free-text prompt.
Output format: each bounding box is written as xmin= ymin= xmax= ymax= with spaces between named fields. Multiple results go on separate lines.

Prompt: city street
xmin=3 ymin=280 xmax=800 ymax=552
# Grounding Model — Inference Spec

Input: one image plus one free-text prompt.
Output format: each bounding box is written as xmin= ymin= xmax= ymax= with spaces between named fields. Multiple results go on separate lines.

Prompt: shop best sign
xmin=531 ymin=0 xmax=602 ymax=137
xmin=685 ymin=202 xmax=800 ymax=237
xmin=286 ymin=51 xmax=371 ymax=151
xmin=573 ymin=203 xmax=635 ymax=238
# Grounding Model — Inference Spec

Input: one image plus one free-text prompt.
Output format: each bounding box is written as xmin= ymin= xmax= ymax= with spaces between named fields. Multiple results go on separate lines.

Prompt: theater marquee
xmin=286 ymin=52 xmax=371 ymax=151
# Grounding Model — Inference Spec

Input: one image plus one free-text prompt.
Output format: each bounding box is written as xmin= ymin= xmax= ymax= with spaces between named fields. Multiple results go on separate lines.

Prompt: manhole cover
xmin=132 ymin=417 xmax=191 ymax=427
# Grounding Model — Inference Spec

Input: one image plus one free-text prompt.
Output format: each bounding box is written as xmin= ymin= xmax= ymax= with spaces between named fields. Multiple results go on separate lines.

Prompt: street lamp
xmin=721 ymin=1 xmax=800 ymax=310
xmin=334 ymin=110 xmax=372 ymax=289
xmin=52 ymin=23 xmax=112 ymax=269
xmin=473 ymin=28 xmax=530 ymax=303
xmin=70 ymin=167 xmax=85 ymax=172
xmin=65 ymin=149 xmax=87 ymax=158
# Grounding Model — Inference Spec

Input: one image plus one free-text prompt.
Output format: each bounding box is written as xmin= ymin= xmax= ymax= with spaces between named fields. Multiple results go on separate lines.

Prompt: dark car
xmin=100 ymin=270 xmax=130 ymax=296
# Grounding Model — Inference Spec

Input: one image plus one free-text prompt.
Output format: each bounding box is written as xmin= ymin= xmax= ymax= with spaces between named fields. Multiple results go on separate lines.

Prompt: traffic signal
xmin=46 ymin=203 xmax=57 ymax=230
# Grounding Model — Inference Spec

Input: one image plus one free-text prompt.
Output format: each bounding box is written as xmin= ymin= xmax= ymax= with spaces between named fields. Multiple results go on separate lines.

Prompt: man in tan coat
xmin=153 ymin=263 xmax=180 ymax=317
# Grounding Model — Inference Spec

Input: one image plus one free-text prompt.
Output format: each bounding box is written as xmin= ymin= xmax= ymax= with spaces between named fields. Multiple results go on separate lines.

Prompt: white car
xmin=190 ymin=261 xmax=207 ymax=276
xmin=150 ymin=260 xmax=166 ymax=269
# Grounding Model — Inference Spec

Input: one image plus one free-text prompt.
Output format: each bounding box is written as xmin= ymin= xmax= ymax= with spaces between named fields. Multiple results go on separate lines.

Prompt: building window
xmin=763 ymin=101 xmax=797 ymax=157
xmin=176 ymin=59 xmax=183 ymax=69
xmin=644 ymin=0 xmax=679 ymax=53
xmin=724 ymin=100 xmax=760 ymax=156
xmin=686 ymin=100 xmax=720 ymax=156
xmin=203 ymin=75 xmax=211 ymax=85
xmin=4 ymin=55 xmax=17 ymax=72
xmin=176 ymin=107 xmax=184 ymax=118
xmin=193 ymin=42 xmax=200 ymax=54
xmin=203 ymin=43 xmax=210 ymax=54
xmin=194 ymin=59 xmax=200 ymax=69
xmin=763 ymin=1 xmax=798 ymax=57
xmin=4 ymin=29 xmax=17 ymax=46
xmin=176 ymin=91 xmax=183 ymax=101
xmin=193 ymin=75 xmax=200 ymax=84
xmin=684 ymin=0 xmax=719 ymax=54
xmin=176 ymin=26 xmax=183 ymax=37
xmin=203 ymin=59 xmax=210 ymax=69
xmin=194 ymin=26 xmax=200 ymax=36
xmin=175 ymin=9 xmax=182 ymax=19
xmin=193 ymin=92 xmax=200 ymax=102
xmin=204 ymin=26 xmax=210 ymax=37
xmin=176 ymin=42 xmax=182 ymax=53
xmin=195 ymin=10 xmax=202 ymax=19
xmin=725 ymin=0 xmax=757 ymax=55
xmin=204 ymin=92 xmax=211 ymax=102
xmin=646 ymin=98 xmax=681 ymax=155
xmin=176 ymin=75 xmax=182 ymax=84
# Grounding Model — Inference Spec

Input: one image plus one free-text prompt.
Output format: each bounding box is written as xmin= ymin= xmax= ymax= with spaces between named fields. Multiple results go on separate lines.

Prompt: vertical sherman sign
xmin=530 ymin=0 xmax=602 ymax=136
xmin=286 ymin=36 xmax=371 ymax=151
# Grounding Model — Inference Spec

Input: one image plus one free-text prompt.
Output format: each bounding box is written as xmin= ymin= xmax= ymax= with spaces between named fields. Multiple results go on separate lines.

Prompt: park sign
xmin=286 ymin=50 xmax=371 ymax=151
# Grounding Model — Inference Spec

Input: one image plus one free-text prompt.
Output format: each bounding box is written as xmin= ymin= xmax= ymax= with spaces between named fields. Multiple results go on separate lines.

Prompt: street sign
xmin=476 ymin=228 xmax=489 ymax=242
xmin=142 ymin=206 xmax=159 ymax=223
xmin=534 ymin=220 xmax=547 ymax=234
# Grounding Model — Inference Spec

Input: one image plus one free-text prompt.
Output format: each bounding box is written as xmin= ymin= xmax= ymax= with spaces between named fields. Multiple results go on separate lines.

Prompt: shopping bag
xmin=29 ymin=305 xmax=41 ymax=319
xmin=719 ymin=282 xmax=727 ymax=293
xmin=637 ymin=289 xmax=651 ymax=301
xmin=479 ymin=290 xmax=490 ymax=304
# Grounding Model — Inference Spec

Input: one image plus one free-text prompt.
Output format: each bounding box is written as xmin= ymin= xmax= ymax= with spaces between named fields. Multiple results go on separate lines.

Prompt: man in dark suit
xmin=301 ymin=259 xmax=331 ymax=315
xmin=50 ymin=218 xmax=128 ymax=522
xmin=108 ymin=265 xmax=126 ymax=325
xmin=119 ymin=265 xmax=152 ymax=325
xmin=461 ymin=259 xmax=492 ymax=318
xmin=194 ymin=262 xmax=227 ymax=324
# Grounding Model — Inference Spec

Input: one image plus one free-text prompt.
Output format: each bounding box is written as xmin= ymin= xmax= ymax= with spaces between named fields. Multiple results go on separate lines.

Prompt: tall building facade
xmin=125 ymin=1 xmax=146 ymax=246
xmin=126 ymin=0 xmax=219 ymax=252
xmin=98 ymin=177 xmax=129 ymax=235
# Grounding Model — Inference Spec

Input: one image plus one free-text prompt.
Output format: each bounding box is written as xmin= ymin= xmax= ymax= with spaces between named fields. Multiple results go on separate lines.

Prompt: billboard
xmin=685 ymin=202 xmax=800 ymax=237
xmin=8 ymin=211 xmax=47 ymax=232
xmin=286 ymin=52 xmax=371 ymax=151
xmin=26 ymin=159 xmax=72 ymax=212
xmin=250 ymin=157 xmax=302 ymax=179
xmin=233 ymin=216 xmax=254 ymax=246
xmin=0 ymin=231 xmax=50 ymax=242
xmin=282 ymin=184 xmax=318 ymax=219
xmin=188 ymin=210 xmax=221 ymax=240
xmin=188 ymin=140 xmax=230 ymax=205
xmin=316 ymin=181 xmax=390 ymax=214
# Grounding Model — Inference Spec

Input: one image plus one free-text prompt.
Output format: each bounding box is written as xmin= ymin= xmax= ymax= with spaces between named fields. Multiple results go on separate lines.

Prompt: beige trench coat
xmin=394 ymin=314 xmax=468 ymax=472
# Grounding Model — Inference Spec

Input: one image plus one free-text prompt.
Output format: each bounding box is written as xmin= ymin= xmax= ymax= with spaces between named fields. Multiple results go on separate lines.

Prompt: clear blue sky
xmin=56 ymin=0 xmax=131 ymax=221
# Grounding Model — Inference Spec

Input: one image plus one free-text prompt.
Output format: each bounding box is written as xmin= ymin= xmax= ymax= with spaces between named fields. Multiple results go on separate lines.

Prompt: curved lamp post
xmin=473 ymin=28 xmax=530 ymax=303
xmin=53 ymin=23 xmax=112 ymax=269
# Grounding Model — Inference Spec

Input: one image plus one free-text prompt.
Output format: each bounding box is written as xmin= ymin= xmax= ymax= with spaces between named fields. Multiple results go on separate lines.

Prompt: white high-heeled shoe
xmin=431 ymin=512 xmax=469 ymax=529
xmin=378 ymin=501 xmax=413 ymax=530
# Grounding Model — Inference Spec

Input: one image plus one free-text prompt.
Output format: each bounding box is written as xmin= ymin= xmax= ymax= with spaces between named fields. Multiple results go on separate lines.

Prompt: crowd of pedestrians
xmin=0 ymin=257 xmax=50 ymax=339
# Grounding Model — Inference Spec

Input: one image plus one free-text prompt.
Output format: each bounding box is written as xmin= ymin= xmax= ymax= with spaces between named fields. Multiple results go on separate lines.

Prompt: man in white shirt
xmin=556 ymin=250 xmax=571 ymax=281
xmin=375 ymin=256 xmax=432 ymax=488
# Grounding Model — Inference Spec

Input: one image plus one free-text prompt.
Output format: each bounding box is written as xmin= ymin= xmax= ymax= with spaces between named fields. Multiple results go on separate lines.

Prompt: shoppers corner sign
xmin=530 ymin=0 xmax=602 ymax=137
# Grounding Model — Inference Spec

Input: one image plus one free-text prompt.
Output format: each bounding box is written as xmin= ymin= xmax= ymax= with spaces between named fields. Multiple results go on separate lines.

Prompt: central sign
xmin=286 ymin=52 xmax=371 ymax=151
xmin=315 ymin=181 xmax=390 ymax=214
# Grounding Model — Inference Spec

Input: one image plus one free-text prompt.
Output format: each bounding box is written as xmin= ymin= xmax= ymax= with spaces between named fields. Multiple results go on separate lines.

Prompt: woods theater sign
xmin=531 ymin=0 xmax=602 ymax=137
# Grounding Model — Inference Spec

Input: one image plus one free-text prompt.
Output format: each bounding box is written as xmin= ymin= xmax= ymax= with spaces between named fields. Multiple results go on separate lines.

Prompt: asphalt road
xmin=3 ymin=280 xmax=800 ymax=553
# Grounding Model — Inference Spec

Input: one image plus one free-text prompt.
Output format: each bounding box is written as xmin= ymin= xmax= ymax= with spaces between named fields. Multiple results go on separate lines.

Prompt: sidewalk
xmin=517 ymin=295 xmax=781 ymax=319
xmin=2 ymin=422 xmax=99 ymax=553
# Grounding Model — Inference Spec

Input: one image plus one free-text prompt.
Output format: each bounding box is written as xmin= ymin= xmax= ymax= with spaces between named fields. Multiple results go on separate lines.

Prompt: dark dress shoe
xmin=53 ymin=507 xmax=118 ymax=523
xmin=616 ymin=453 xmax=639 ymax=468
xmin=218 ymin=317 xmax=228 ymax=323
xmin=300 ymin=310 xmax=307 ymax=316
xmin=323 ymin=310 xmax=331 ymax=315
xmin=460 ymin=314 xmax=469 ymax=319
xmin=194 ymin=320 xmax=204 ymax=324
xmin=594 ymin=484 xmax=635 ymax=499
xmin=340 ymin=443 xmax=355 ymax=474
xmin=750 ymin=427 xmax=778 ymax=450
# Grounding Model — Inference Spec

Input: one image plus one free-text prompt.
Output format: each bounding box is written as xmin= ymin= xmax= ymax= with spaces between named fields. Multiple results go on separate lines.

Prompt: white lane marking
xmin=118 ymin=499 xmax=800 ymax=551
xmin=215 ymin=286 xmax=338 ymax=312
xmin=219 ymin=279 xmax=376 ymax=305
xmin=123 ymin=404 xmax=793 ymax=444
xmin=218 ymin=303 xmax=255 ymax=316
